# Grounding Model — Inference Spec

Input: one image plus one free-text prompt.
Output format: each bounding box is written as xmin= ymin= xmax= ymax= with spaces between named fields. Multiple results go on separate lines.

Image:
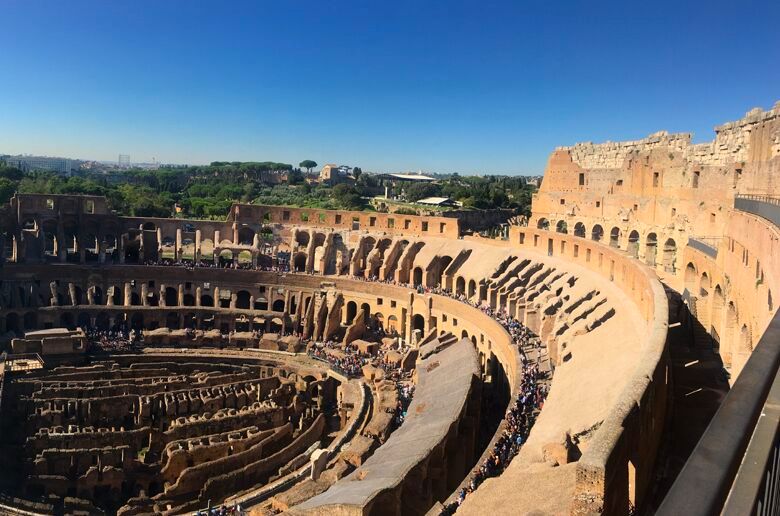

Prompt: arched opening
xmin=92 ymin=286 xmax=104 ymax=305
xmin=413 ymin=267 xmax=423 ymax=287
xmin=237 ymin=250 xmax=253 ymax=265
xmin=218 ymin=249 xmax=234 ymax=267
xmin=609 ymin=227 xmax=621 ymax=248
xmin=700 ymin=272 xmax=711 ymax=298
xmin=574 ymin=222 xmax=586 ymax=238
xmin=183 ymin=293 xmax=196 ymax=307
xmin=166 ymin=312 xmax=180 ymax=330
xmin=130 ymin=313 xmax=144 ymax=330
xmin=387 ymin=315 xmax=399 ymax=334
xmin=131 ymin=292 xmax=141 ymax=306
xmin=293 ymin=253 xmax=307 ymax=272
xmin=346 ymin=301 xmax=357 ymax=324
xmin=537 ymin=218 xmax=550 ymax=230
xmin=200 ymin=238 xmax=215 ymax=262
xmin=183 ymin=312 xmax=197 ymax=329
xmin=626 ymin=230 xmax=639 ymax=258
xmin=181 ymin=237 xmax=195 ymax=261
xmin=412 ymin=314 xmax=425 ymax=334
xmin=60 ymin=313 xmax=75 ymax=330
xmin=95 ymin=312 xmax=110 ymax=331
xmin=663 ymin=238 xmax=677 ymax=273
xmin=164 ymin=287 xmax=178 ymax=307
xmin=237 ymin=226 xmax=255 ymax=245
xmin=272 ymin=299 xmax=286 ymax=312
xmin=684 ymin=263 xmax=697 ymax=292
xmin=200 ymin=294 xmax=214 ymax=307
xmin=468 ymin=279 xmax=477 ymax=299
xmin=83 ymin=233 xmax=99 ymax=262
xmin=360 ymin=303 xmax=371 ymax=324
xmin=556 ymin=220 xmax=568 ymax=234
xmin=591 ymin=225 xmax=604 ymax=242
xmin=645 ymin=233 xmax=657 ymax=267
xmin=456 ymin=277 xmax=466 ymax=296
xmin=235 ymin=290 xmax=251 ymax=310
xmin=160 ymin=236 xmax=176 ymax=260
xmin=77 ymin=312 xmax=91 ymax=330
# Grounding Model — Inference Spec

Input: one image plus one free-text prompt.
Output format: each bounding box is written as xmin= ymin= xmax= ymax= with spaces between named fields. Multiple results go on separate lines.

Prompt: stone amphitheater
xmin=0 ymin=101 xmax=777 ymax=516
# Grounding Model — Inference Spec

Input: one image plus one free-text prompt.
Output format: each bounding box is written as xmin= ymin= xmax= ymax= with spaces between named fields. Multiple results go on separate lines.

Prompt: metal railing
xmin=687 ymin=237 xmax=719 ymax=258
xmin=735 ymin=194 xmax=780 ymax=228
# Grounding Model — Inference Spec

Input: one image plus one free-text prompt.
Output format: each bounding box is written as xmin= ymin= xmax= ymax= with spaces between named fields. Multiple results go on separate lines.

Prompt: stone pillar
xmin=230 ymin=292 xmax=237 ymax=309
xmin=178 ymin=284 xmax=184 ymax=306
xmin=119 ymin=235 xmax=126 ymax=264
xmin=175 ymin=228 xmax=183 ymax=261
xmin=232 ymin=223 xmax=238 ymax=245
xmin=141 ymin=283 xmax=149 ymax=307
xmin=98 ymin=241 xmax=106 ymax=264
xmin=214 ymin=230 xmax=221 ymax=262
xmin=195 ymin=287 xmax=202 ymax=307
xmin=159 ymin=284 xmax=167 ymax=307
xmin=195 ymin=229 xmax=202 ymax=262
xmin=68 ymin=283 xmax=77 ymax=306
xmin=124 ymin=282 xmax=132 ymax=306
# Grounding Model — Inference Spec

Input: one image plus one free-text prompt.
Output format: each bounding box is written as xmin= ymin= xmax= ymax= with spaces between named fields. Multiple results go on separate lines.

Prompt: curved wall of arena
xmin=0 ymin=193 xmax=671 ymax=512
xmin=530 ymin=100 xmax=780 ymax=382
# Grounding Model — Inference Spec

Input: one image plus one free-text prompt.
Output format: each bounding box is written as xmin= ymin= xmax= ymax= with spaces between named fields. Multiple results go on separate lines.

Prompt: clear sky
xmin=1 ymin=0 xmax=778 ymax=175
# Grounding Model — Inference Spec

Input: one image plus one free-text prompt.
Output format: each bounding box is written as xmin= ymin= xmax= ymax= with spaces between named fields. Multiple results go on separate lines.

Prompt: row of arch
xmin=537 ymin=218 xmax=678 ymax=272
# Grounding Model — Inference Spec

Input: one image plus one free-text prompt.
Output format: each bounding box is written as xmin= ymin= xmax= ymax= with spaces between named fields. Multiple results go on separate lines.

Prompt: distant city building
xmin=118 ymin=154 xmax=131 ymax=168
xmin=3 ymin=155 xmax=72 ymax=175
xmin=415 ymin=196 xmax=460 ymax=207
xmin=319 ymin=164 xmax=353 ymax=184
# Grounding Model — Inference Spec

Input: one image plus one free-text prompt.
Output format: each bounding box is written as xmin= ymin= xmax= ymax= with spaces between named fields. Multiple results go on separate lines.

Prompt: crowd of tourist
xmin=346 ymin=274 xmax=550 ymax=514
xmin=145 ymin=257 xmax=290 ymax=273
xmin=85 ymin=324 xmax=142 ymax=353
xmin=97 ymin=256 xmax=547 ymax=511
xmin=308 ymin=340 xmax=366 ymax=377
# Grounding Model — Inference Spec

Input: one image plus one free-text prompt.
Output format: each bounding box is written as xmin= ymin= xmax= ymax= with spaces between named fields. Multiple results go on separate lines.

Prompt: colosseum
xmin=0 ymin=101 xmax=778 ymax=516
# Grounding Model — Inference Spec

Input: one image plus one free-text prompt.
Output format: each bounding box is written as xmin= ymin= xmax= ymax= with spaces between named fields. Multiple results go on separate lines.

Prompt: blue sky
xmin=1 ymin=0 xmax=778 ymax=175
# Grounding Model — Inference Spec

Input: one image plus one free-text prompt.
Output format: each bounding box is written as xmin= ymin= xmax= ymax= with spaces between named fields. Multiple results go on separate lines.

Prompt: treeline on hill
xmin=0 ymin=162 xmax=534 ymax=219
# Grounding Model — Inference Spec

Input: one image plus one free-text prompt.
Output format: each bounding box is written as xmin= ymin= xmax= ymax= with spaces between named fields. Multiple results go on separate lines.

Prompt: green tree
xmin=299 ymin=160 xmax=317 ymax=173
xmin=405 ymin=182 xmax=441 ymax=202
xmin=352 ymin=167 xmax=362 ymax=182
xmin=0 ymin=177 xmax=17 ymax=204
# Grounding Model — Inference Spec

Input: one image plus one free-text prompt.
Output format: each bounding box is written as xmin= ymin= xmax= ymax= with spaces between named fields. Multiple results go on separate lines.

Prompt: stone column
xmin=230 ymin=292 xmax=237 ymax=309
xmin=124 ymin=282 xmax=132 ymax=306
xmin=175 ymin=228 xmax=183 ymax=262
xmin=195 ymin=229 xmax=202 ymax=262
xmin=178 ymin=284 xmax=184 ymax=306
xmin=141 ymin=283 xmax=149 ymax=307
xmin=195 ymin=287 xmax=202 ymax=307
xmin=119 ymin=235 xmax=126 ymax=264
xmin=232 ymin=223 xmax=238 ymax=245
xmin=159 ymin=284 xmax=167 ymax=307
